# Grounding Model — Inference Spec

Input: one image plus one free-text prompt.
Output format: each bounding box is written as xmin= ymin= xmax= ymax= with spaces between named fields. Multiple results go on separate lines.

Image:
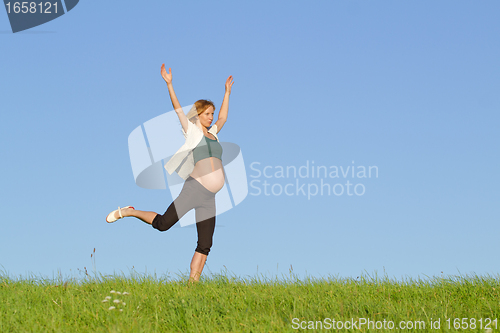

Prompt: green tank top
xmin=193 ymin=135 xmax=223 ymax=164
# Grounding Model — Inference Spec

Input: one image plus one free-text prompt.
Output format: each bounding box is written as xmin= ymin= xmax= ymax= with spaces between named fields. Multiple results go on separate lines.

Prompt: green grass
xmin=1 ymin=270 xmax=499 ymax=332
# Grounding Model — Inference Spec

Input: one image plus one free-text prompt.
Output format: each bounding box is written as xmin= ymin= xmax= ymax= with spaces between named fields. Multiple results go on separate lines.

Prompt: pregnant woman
xmin=106 ymin=64 xmax=234 ymax=282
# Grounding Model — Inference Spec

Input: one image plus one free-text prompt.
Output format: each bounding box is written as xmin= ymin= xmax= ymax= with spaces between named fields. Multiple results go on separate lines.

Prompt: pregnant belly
xmin=190 ymin=157 xmax=225 ymax=193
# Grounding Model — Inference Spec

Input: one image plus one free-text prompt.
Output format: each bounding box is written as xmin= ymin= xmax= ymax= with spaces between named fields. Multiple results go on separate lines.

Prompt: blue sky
xmin=1 ymin=1 xmax=499 ymax=281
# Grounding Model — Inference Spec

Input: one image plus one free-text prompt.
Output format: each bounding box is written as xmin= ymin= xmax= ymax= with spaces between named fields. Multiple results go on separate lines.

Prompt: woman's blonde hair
xmin=186 ymin=99 xmax=216 ymax=123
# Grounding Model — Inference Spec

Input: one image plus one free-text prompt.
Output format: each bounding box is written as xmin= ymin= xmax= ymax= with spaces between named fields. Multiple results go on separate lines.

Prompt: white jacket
xmin=164 ymin=120 xmax=219 ymax=180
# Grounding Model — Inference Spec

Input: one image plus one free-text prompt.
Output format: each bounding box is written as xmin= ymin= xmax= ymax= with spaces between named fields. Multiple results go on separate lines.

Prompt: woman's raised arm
xmin=161 ymin=64 xmax=188 ymax=133
xmin=214 ymin=75 xmax=234 ymax=133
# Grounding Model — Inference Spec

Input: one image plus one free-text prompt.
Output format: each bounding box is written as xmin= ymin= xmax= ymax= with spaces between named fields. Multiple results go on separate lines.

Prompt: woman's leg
xmin=152 ymin=178 xmax=203 ymax=231
xmin=118 ymin=178 xmax=199 ymax=229
xmin=189 ymin=252 xmax=207 ymax=282
xmin=189 ymin=194 xmax=216 ymax=282
xmin=120 ymin=208 xmax=157 ymax=225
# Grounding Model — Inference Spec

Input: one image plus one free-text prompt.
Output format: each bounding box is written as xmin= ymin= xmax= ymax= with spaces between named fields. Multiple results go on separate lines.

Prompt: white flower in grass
xmin=113 ymin=299 xmax=120 ymax=304
xmin=122 ymin=302 xmax=126 ymax=306
xmin=116 ymin=291 xmax=122 ymax=295
xmin=105 ymin=296 xmax=111 ymax=300
xmin=119 ymin=309 xmax=123 ymax=312
xmin=123 ymin=292 xmax=130 ymax=295
xmin=108 ymin=306 xmax=116 ymax=310
xmin=102 ymin=299 xmax=108 ymax=303
xmin=110 ymin=290 xmax=116 ymax=294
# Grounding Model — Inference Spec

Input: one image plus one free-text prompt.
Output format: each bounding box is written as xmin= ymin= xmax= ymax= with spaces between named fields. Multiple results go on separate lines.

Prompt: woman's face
xmin=198 ymin=106 xmax=214 ymax=128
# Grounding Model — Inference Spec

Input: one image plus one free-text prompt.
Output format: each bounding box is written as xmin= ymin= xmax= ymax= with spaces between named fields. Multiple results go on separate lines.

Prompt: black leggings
xmin=152 ymin=175 xmax=216 ymax=256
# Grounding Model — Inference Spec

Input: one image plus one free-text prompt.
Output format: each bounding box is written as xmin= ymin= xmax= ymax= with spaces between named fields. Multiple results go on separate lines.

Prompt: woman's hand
xmin=225 ymin=75 xmax=234 ymax=94
xmin=162 ymin=64 xmax=183 ymax=117
xmin=161 ymin=64 xmax=172 ymax=84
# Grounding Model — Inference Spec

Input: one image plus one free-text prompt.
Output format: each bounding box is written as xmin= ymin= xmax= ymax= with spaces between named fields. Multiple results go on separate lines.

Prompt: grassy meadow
xmin=1 ymin=270 xmax=499 ymax=332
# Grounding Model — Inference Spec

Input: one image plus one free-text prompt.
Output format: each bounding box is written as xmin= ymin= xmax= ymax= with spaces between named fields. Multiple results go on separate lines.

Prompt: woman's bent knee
xmin=152 ymin=207 xmax=178 ymax=231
